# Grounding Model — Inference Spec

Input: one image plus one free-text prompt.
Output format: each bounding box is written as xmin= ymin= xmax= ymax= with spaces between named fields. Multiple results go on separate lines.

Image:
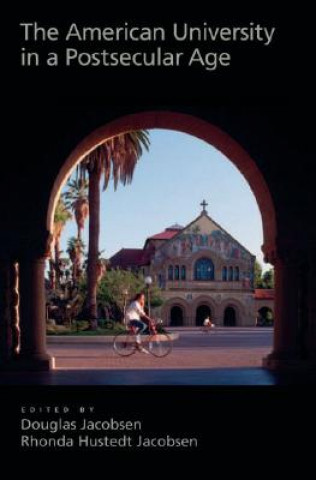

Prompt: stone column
xmin=0 ymin=258 xmax=12 ymax=363
xmin=306 ymin=248 xmax=316 ymax=361
xmin=0 ymin=259 xmax=21 ymax=365
xmin=18 ymin=255 xmax=52 ymax=370
xmin=262 ymin=244 xmax=316 ymax=370
xmin=9 ymin=262 xmax=20 ymax=358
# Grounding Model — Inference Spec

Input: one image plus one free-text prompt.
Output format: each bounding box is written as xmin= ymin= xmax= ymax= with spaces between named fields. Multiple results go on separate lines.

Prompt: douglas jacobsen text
xmin=20 ymin=417 xmax=198 ymax=449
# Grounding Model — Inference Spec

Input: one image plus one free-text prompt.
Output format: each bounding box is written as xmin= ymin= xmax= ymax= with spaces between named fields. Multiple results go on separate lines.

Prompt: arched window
xmin=168 ymin=265 xmax=173 ymax=281
xmin=194 ymin=258 xmax=215 ymax=281
xmin=174 ymin=265 xmax=180 ymax=280
xmin=228 ymin=266 xmax=234 ymax=281
xmin=222 ymin=266 xmax=227 ymax=281
xmin=181 ymin=265 xmax=186 ymax=280
xmin=234 ymin=266 xmax=240 ymax=281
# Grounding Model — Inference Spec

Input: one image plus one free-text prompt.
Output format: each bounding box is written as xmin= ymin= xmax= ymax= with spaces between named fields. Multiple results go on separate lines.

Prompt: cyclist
xmin=125 ymin=292 xmax=155 ymax=354
xmin=203 ymin=316 xmax=215 ymax=331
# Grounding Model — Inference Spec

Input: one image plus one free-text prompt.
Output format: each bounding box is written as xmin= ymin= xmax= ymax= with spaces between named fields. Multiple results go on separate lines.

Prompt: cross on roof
xmin=200 ymin=199 xmax=208 ymax=214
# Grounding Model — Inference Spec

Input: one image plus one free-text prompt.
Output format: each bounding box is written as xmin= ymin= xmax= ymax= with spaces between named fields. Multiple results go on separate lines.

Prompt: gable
xmin=153 ymin=214 xmax=254 ymax=264
xmin=110 ymin=249 xmax=144 ymax=268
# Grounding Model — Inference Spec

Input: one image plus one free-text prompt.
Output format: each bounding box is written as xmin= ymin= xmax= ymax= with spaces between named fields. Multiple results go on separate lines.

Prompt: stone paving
xmin=48 ymin=328 xmax=272 ymax=370
xmin=1 ymin=329 xmax=315 ymax=385
xmin=50 ymin=346 xmax=271 ymax=369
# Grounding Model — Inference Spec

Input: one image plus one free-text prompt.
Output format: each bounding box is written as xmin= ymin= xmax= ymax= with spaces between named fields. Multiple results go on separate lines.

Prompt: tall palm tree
xmin=66 ymin=236 xmax=85 ymax=283
xmin=52 ymin=198 xmax=72 ymax=288
xmin=63 ymin=178 xmax=89 ymax=240
xmin=79 ymin=131 xmax=150 ymax=328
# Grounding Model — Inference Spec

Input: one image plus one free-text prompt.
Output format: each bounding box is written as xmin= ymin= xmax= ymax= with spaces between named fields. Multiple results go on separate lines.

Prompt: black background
xmin=1 ymin=3 xmax=315 ymax=466
xmin=0 ymin=385 xmax=315 ymax=466
xmin=9 ymin=6 xmax=314 ymax=107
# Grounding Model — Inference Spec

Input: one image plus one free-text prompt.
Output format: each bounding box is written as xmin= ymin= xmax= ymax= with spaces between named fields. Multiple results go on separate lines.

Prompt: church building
xmin=110 ymin=201 xmax=269 ymax=327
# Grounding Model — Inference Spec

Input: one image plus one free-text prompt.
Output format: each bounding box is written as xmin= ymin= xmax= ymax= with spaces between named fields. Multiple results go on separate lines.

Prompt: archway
xmin=196 ymin=305 xmax=212 ymax=326
xmin=44 ymin=111 xmax=277 ymax=368
xmin=224 ymin=307 xmax=237 ymax=327
xmin=5 ymin=110 xmax=279 ymax=372
xmin=170 ymin=306 xmax=184 ymax=326
xmin=47 ymin=111 xmax=276 ymax=248
xmin=257 ymin=307 xmax=274 ymax=327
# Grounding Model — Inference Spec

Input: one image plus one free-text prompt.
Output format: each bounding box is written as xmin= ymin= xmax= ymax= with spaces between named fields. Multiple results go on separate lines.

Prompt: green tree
xmin=254 ymin=260 xmax=263 ymax=288
xmin=66 ymin=237 xmax=86 ymax=283
xmin=262 ymin=269 xmax=274 ymax=289
xmin=79 ymin=131 xmax=150 ymax=328
xmin=63 ymin=178 xmax=89 ymax=240
xmin=97 ymin=270 xmax=163 ymax=321
xmin=52 ymin=198 xmax=72 ymax=288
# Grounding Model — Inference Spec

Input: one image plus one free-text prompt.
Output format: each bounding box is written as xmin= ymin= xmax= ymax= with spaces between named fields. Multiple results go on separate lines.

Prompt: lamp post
xmin=144 ymin=276 xmax=153 ymax=317
xmin=122 ymin=288 xmax=129 ymax=326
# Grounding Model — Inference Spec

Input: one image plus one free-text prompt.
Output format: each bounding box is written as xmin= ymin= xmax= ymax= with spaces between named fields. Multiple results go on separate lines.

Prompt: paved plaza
xmin=1 ymin=328 xmax=314 ymax=384
xmin=48 ymin=327 xmax=273 ymax=369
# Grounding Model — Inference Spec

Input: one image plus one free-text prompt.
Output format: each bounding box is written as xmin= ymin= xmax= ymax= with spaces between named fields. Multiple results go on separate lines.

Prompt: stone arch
xmin=162 ymin=297 xmax=190 ymax=326
xmin=191 ymin=295 xmax=218 ymax=326
xmin=46 ymin=111 xmax=276 ymax=254
xmin=196 ymin=305 xmax=212 ymax=326
xmin=223 ymin=306 xmax=237 ymax=326
xmin=20 ymin=110 xmax=278 ymax=371
xmin=219 ymin=298 xmax=246 ymax=326
xmin=2 ymin=110 xmax=314 ymax=372
xmin=257 ymin=305 xmax=274 ymax=326
xmin=170 ymin=306 xmax=184 ymax=327
xmin=255 ymin=301 xmax=275 ymax=315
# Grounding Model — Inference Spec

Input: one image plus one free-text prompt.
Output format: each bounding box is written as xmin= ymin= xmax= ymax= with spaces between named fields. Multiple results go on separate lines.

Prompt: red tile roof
xmin=110 ymin=249 xmax=146 ymax=269
xmin=149 ymin=230 xmax=179 ymax=240
xmin=110 ymin=225 xmax=183 ymax=268
xmin=254 ymin=289 xmax=275 ymax=300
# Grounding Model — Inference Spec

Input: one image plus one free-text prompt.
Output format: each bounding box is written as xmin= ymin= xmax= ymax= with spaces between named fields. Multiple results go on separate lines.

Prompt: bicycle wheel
xmin=148 ymin=333 xmax=172 ymax=357
xmin=201 ymin=327 xmax=210 ymax=333
xmin=113 ymin=331 xmax=137 ymax=356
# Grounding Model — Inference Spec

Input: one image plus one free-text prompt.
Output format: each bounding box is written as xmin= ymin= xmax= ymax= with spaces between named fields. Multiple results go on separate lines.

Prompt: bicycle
xmin=200 ymin=323 xmax=216 ymax=334
xmin=113 ymin=319 xmax=173 ymax=357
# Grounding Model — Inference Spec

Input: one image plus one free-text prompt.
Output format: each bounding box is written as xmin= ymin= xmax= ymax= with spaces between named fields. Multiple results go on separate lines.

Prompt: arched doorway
xmin=44 ymin=112 xmax=276 ymax=370
xmin=47 ymin=112 xmax=276 ymax=247
xmin=224 ymin=307 xmax=236 ymax=326
xmin=196 ymin=305 xmax=212 ymax=326
xmin=4 ymin=110 xmax=278 ymax=372
xmin=257 ymin=307 xmax=274 ymax=326
xmin=170 ymin=306 xmax=184 ymax=326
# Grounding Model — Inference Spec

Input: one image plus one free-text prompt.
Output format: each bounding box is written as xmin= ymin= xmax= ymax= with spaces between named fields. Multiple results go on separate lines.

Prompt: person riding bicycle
xmin=203 ymin=316 xmax=215 ymax=329
xmin=125 ymin=292 xmax=155 ymax=354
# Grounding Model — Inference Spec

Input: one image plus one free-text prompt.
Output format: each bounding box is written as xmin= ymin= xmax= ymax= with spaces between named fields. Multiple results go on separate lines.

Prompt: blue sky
xmin=60 ymin=129 xmax=269 ymax=269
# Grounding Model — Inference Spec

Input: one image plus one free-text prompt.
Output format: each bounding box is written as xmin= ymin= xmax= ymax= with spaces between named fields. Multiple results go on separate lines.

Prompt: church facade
xmin=110 ymin=204 xmax=269 ymax=327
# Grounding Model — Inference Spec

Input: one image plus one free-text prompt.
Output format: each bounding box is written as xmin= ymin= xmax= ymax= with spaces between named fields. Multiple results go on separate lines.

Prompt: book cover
xmin=1 ymin=5 xmax=315 ymax=465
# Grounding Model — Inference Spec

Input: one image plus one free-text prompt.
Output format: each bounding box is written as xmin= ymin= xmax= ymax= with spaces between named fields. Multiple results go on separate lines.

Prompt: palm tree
xmin=79 ymin=131 xmax=150 ymax=328
xmin=66 ymin=237 xmax=85 ymax=283
xmin=63 ymin=178 xmax=89 ymax=240
xmin=52 ymin=198 xmax=72 ymax=288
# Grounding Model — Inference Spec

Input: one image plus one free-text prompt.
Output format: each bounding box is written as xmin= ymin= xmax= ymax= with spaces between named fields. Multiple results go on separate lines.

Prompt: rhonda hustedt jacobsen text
xmin=20 ymin=418 xmax=198 ymax=449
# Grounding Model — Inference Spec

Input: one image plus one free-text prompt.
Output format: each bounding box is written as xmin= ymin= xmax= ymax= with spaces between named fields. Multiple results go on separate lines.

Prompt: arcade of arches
xmin=166 ymin=300 xmax=240 ymax=327
xmin=0 ymin=111 xmax=315 ymax=373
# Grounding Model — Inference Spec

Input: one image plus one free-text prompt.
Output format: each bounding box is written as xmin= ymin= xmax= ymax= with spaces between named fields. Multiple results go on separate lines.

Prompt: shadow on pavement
xmin=0 ymin=367 xmax=315 ymax=385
